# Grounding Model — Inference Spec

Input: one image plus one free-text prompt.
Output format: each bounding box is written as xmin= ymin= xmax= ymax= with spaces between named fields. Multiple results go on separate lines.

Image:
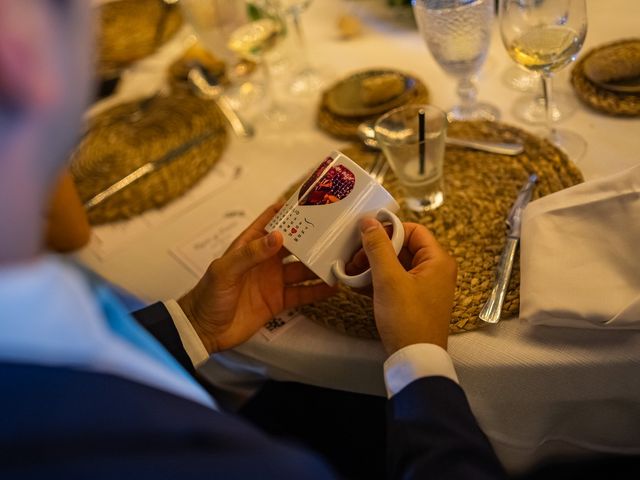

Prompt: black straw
xmin=418 ymin=109 xmax=426 ymax=175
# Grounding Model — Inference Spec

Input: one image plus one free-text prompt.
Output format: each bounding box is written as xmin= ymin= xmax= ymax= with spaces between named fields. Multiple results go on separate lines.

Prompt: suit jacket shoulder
xmin=0 ymin=362 xmax=334 ymax=479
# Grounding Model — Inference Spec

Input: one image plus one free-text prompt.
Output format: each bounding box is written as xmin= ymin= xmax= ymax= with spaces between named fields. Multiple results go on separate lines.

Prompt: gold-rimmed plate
xmin=324 ymin=69 xmax=417 ymax=118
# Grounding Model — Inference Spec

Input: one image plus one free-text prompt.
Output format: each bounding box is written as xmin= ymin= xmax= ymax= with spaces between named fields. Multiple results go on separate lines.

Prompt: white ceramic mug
xmin=266 ymin=151 xmax=404 ymax=288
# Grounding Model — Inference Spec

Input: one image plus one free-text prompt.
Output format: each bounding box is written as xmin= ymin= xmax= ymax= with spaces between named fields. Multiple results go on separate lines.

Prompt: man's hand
xmin=349 ymin=218 xmax=457 ymax=355
xmin=178 ymin=203 xmax=336 ymax=354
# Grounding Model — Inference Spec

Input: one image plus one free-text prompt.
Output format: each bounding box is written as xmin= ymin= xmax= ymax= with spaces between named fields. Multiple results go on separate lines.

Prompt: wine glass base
xmin=512 ymin=90 xmax=579 ymax=124
xmin=447 ymin=102 xmax=500 ymax=122
xmin=539 ymin=128 xmax=587 ymax=162
xmin=288 ymin=67 xmax=327 ymax=96
xmin=501 ymin=65 xmax=539 ymax=92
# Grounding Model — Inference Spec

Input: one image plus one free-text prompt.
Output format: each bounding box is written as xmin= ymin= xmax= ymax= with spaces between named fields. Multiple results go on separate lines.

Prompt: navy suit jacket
xmin=0 ymin=302 xmax=519 ymax=479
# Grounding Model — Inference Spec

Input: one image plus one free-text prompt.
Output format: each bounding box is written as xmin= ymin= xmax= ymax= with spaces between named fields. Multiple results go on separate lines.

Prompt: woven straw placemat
xmin=317 ymin=70 xmax=430 ymax=140
xmin=97 ymin=0 xmax=183 ymax=78
xmin=297 ymin=121 xmax=583 ymax=339
xmin=571 ymin=39 xmax=640 ymax=117
xmin=70 ymin=91 xmax=227 ymax=225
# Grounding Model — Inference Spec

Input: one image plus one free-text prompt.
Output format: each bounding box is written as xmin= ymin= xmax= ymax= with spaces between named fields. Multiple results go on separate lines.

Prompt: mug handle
xmin=331 ymin=208 xmax=404 ymax=289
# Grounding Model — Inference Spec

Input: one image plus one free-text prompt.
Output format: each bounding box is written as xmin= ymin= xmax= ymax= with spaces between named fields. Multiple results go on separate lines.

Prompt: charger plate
xmin=571 ymin=39 xmax=640 ymax=117
xmin=97 ymin=0 xmax=183 ymax=78
xmin=317 ymin=69 xmax=430 ymax=140
xmin=70 ymin=91 xmax=227 ymax=225
xmin=297 ymin=121 xmax=583 ymax=338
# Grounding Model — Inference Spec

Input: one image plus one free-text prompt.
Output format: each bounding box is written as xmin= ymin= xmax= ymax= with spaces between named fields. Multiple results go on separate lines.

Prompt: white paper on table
xmin=90 ymin=163 xmax=242 ymax=259
xmin=261 ymin=310 xmax=304 ymax=341
xmin=170 ymin=209 xmax=252 ymax=278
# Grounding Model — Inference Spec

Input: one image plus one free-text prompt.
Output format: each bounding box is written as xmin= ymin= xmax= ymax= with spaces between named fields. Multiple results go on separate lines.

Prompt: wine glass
xmin=499 ymin=0 xmax=587 ymax=160
xmin=278 ymin=0 xmax=325 ymax=95
xmin=179 ymin=0 xmax=264 ymax=110
xmin=412 ymin=0 xmax=500 ymax=122
xmin=503 ymin=66 xmax=579 ymax=124
xmin=226 ymin=0 xmax=289 ymax=122
xmin=180 ymin=0 xmax=287 ymax=122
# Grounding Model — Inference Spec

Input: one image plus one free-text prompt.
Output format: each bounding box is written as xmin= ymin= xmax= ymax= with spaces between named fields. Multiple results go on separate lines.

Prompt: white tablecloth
xmin=79 ymin=0 xmax=640 ymax=473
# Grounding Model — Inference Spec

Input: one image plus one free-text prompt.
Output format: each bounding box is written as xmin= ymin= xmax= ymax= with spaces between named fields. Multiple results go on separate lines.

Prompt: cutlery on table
xmin=188 ymin=66 xmax=255 ymax=139
xmin=479 ymin=173 xmax=538 ymax=324
xmin=357 ymin=122 xmax=389 ymax=183
xmin=357 ymin=121 xmax=524 ymax=156
xmin=84 ymin=131 xmax=215 ymax=210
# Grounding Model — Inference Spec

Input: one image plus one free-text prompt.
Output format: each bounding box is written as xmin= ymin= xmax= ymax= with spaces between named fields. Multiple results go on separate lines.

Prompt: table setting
xmin=77 ymin=0 xmax=640 ymax=473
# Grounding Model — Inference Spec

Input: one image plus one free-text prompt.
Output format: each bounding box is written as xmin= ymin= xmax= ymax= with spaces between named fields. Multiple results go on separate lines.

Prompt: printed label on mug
xmin=266 ymin=151 xmax=402 ymax=287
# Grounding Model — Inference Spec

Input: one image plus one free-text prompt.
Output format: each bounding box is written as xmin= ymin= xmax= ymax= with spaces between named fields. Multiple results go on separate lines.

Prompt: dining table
xmin=79 ymin=0 xmax=640 ymax=473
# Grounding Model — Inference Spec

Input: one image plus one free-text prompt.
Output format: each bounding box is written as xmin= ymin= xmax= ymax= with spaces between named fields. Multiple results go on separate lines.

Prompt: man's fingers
xmin=218 ymin=230 xmax=283 ymax=281
xmin=283 ymin=261 xmax=320 ymax=284
xmin=283 ymin=283 xmax=337 ymax=310
xmin=400 ymin=223 xmax=451 ymax=270
xmin=360 ymin=217 xmax=403 ymax=282
xmin=226 ymin=201 xmax=285 ymax=253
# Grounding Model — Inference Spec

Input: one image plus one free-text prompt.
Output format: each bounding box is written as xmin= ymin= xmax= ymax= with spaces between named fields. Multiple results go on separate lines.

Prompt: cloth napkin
xmin=519 ymin=163 xmax=640 ymax=329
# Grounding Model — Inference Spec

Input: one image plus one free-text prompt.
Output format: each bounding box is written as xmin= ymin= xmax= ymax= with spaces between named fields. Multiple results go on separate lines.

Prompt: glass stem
xmin=291 ymin=11 xmax=310 ymax=70
xmin=262 ymin=60 xmax=277 ymax=109
xmin=541 ymin=72 xmax=556 ymax=141
xmin=457 ymin=76 xmax=477 ymax=114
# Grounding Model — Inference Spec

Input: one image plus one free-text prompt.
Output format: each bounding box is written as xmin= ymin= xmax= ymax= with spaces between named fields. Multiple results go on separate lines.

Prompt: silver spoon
xmin=357 ymin=121 xmax=524 ymax=156
xmin=188 ymin=66 xmax=255 ymax=139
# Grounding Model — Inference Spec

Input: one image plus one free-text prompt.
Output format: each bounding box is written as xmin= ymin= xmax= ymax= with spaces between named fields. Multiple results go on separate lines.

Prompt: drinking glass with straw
xmin=375 ymin=105 xmax=447 ymax=212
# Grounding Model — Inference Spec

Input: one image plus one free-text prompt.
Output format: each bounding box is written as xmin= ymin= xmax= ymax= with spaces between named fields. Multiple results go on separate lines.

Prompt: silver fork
xmin=367 ymin=153 xmax=389 ymax=184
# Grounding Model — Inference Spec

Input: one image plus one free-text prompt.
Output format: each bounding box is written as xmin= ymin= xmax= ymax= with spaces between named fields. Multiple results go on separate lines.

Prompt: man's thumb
xmin=360 ymin=217 xmax=402 ymax=278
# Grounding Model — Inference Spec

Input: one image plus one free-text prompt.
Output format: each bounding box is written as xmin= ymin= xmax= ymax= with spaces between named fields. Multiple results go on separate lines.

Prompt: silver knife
xmin=479 ymin=173 xmax=538 ymax=324
xmin=84 ymin=131 xmax=214 ymax=210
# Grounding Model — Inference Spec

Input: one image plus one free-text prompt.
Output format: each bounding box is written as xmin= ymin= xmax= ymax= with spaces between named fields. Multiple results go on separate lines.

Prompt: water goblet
xmin=278 ymin=0 xmax=326 ymax=95
xmin=412 ymin=0 xmax=500 ymax=122
xmin=499 ymin=0 xmax=588 ymax=160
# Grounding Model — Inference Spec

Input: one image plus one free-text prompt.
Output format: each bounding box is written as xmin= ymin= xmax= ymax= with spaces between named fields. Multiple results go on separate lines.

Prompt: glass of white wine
xmin=227 ymin=0 xmax=288 ymax=122
xmin=180 ymin=0 xmax=263 ymax=111
xmin=500 ymin=0 xmax=587 ymax=160
xmin=412 ymin=0 xmax=500 ymax=122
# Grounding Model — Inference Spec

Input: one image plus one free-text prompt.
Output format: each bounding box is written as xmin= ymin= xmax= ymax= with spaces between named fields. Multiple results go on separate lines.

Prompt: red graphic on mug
xmin=298 ymin=157 xmax=356 ymax=206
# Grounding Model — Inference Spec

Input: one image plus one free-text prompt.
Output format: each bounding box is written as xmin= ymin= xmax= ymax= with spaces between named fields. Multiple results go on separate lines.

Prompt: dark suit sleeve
xmin=132 ymin=302 xmax=197 ymax=377
xmin=387 ymin=376 xmax=507 ymax=480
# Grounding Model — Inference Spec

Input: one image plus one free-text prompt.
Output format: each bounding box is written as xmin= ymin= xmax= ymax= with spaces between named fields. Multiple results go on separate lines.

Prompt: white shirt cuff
xmin=163 ymin=300 xmax=210 ymax=368
xmin=383 ymin=343 xmax=459 ymax=399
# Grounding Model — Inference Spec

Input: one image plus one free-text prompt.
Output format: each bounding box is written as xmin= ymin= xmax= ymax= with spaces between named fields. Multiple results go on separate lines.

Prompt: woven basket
xmin=571 ymin=38 xmax=640 ymax=117
xmin=317 ymin=70 xmax=430 ymax=140
xmin=97 ymin=0 xmax=183 ymax=78
xmin=70 ymin=90 xmax=228 ymax=225
xmin=297 ymin=121 xmax=583 ymax=338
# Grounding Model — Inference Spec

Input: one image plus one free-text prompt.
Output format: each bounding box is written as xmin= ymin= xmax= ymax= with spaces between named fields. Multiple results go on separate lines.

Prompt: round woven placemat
xmin=571 ymin=39 xmax=640 ymax=117
xmin=297 ymin=121 xmax=583 ymax=338
xmin=70 ymin=90 xmax=227 ymax=225
xmin=97 ymin=0 xmax=183 ymax=78
xmin=317 ymin=70 xmax=430 ymax=140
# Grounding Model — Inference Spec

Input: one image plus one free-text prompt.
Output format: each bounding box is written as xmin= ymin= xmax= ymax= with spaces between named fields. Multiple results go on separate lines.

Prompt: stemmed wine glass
xmin=179 ymin=0 xmax=263 ymax=111
xmin=278 ymin=0 xmax=325 ymax=95
xmin=412 ymin=0 xmax=500 ymax=122
xmin=180 ymin=0 xmax=288 ymax=123
xmin=499 ymin=0 xmax=587 ymax=160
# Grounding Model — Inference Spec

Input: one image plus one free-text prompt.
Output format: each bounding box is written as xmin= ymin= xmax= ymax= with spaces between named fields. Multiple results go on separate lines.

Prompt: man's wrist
xmin=383 ymin=343 xmax=458 ymax=398
xmin=176 ymin=294 xmax=218 ymax=355
xmin=163 ymin=300 xmax=211 ymax=367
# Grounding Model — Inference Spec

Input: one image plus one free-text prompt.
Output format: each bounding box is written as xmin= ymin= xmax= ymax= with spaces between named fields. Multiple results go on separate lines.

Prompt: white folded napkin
xmin=520 ymin=163 xmax=640 ymax=329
